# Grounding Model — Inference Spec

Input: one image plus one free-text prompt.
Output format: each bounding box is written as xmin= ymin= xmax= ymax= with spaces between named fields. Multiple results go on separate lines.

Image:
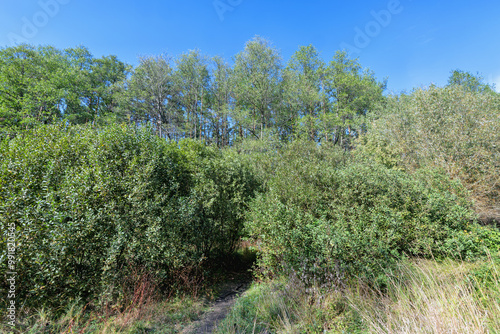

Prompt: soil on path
xmin=181 ymin=280 xmax=250 ymax=334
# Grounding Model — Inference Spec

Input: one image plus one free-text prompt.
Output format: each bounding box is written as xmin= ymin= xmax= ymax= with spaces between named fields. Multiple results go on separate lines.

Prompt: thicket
xmin=244 ymin=139 xmax=500 ymax=287
xmin=358 ymin=86 xmax=500 ymax=222
xmin=0 ymin=123 xmax=258 ymax=309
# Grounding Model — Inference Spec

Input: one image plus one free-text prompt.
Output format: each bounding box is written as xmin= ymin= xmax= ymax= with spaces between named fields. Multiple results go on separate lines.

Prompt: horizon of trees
xmin=0 ymin=37 xmax=386 ymax=148
xmin=0 ymin=37 xmax=496 ymax=148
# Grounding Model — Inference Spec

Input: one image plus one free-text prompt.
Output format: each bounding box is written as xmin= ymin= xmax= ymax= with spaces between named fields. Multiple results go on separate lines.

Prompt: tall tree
xmin=282 ymin=45 xmax=326 ymax=141
xmin=174 ymin=50 xmax=210 ymax=140
xmin=207 ymin=56 xmax=234 ymax=147
xmin=0 ymin=45 xmax=67 ymax=129
xmin=324 ymin=51 xmax=386 ymax=148
xmin=233 ymin=36 xmax=283 ymax=140
xmin=120 ymin=54 xmax=179 ymax=139
xmin=63 ymin=47 xmax=129 ymax=125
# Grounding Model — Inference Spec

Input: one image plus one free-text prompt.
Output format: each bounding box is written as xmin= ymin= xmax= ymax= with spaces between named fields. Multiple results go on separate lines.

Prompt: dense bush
xmin=358 ymin=86 xmax=500 ymax=222
xmin=178 ymin=139 xmax=261 ymax=257
xmin=245 ymin=141 xmax=499 ymax=286
xmin=0 ymin=124 xmax=258 ymax=308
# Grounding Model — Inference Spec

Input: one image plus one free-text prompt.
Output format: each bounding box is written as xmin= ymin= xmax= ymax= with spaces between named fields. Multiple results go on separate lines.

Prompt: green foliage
xmin=245 ymin=141 xmax=494 ymax=285
xmin=233 ymin=36 xmax=283 ymax=140
xmin=174 ymin=50 xmax=211 ymax=140
xmin=467 ymin=251 xmax=500 ymax=292
xmin=179 ymin=139 xmax=260 ymax=257
xmin=281 ymin=45 xmax=326 ymax=142
xmin=0 ymin=44 xmax=129 ymax=135
xmin=0 ymin=123 xmax=258 ymax=309
xmin=447 ymin=69 xmax=496 ymax=93
xmin=281 ymin=49 xmax=387 ymax=145
xmin=442 ymin=225 xmax=500 ymax=261
xmin=358 ymin=85 xmax=500 ymax=221
xmin=321 ymin=51 xmax=387 ymax=147
xmin=118 ymin=54 xmax=180 ymax=139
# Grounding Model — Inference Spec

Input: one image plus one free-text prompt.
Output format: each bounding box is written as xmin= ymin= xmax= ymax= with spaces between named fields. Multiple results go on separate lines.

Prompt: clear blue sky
xmin=1 ymin=0 xmax=499 ymax=93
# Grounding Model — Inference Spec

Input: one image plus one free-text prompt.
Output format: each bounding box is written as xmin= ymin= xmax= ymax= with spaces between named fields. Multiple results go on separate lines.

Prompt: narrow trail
xmin=181 ymin=280 xmax=250 ymax=333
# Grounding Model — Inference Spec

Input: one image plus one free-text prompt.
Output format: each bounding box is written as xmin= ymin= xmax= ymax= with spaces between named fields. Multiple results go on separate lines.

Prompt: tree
xmin=174 ymin=50 xmax=210 ymax=140
xmin=63 ymin=47 xmax=129 ymax=125
xmin=86 ymin=55 xmax=130 ymax=124
xmin=207 ymin=56 xmax=234 ymax=147
xmin=120 ymin=54 xmax=180 ymax=139
xmin=447 ymin=69 xmax=495 ymax=94
xmin=323 ymin=51 xmax=386 ymax=148
xmin=0 ymin=45 xmax=67 ymax=130
xmin=233 ymin=36 xmax=283 ymax=140
xmin=282 ymin=45 xmax=326 ymax=141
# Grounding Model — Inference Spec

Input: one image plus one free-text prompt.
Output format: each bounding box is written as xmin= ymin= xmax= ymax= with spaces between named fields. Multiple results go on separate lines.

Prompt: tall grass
xmin=216 ymin=256 xmax=500 ymax=333
xmin=348 ymin=257 xmax=499 ymax=334
xmin=214 ymin=278 xmax=364 ymax=333
xmin=1 ymin=275 xmax=207 ymax=334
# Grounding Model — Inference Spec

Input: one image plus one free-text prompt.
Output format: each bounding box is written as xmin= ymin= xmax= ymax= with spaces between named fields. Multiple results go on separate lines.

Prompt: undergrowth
xmin=215 ymin=254 xmax=500 ymax=333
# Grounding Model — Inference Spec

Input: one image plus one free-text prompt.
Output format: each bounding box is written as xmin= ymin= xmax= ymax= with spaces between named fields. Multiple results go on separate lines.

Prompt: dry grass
xmin=215 ymin=256 xmax=500 ymax=334
xmin=1 ymin=295 xmax=206 ymax=334
xmin=347 ymin=258 xmax=500 ymax=334
xmin=1 ymin=268 xmax=207 ymax=334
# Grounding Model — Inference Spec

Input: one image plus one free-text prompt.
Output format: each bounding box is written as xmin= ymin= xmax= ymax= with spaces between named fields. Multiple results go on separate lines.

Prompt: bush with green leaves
xmin=178 ymin=139 xmax=261 ymax=258
xmin=357 ymin=86 xmax=500 ymax=222
xmin=245 ymin=141 xmax=498 ymax=286
xmin=0 ymin=123 xmax=258 ymax=309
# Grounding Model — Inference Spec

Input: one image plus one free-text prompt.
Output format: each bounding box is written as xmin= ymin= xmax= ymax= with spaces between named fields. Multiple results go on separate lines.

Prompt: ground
xmin=181 ymin=280 xmax=250 ymax=333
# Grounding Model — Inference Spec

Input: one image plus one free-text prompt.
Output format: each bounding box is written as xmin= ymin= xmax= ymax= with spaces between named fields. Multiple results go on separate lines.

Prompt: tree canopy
xmin=0 ymin=38 xmax=386 ymax=147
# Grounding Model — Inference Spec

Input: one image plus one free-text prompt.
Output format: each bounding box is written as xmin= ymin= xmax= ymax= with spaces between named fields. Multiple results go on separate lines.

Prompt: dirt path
xmin=181 ymin=280 xmax=250 ymax=334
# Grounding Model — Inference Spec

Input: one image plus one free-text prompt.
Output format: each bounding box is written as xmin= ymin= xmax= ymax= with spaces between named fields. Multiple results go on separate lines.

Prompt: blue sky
xmin=1 ymin=0 xmax=499 ymax=93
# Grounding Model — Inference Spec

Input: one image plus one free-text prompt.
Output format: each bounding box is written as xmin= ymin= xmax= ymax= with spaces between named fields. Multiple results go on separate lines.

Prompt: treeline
xmin=0 ymin=37 xmax=386 ymax=147
xmin=0 ymin=45 xmax=128 ymax=127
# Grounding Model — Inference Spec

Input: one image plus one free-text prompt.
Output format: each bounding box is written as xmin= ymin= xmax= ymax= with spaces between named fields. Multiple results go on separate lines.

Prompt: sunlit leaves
xmin=0 ymin=123 xmax=258 ymax=309
xmin=358 ymin=86 xmax=500 ymax=220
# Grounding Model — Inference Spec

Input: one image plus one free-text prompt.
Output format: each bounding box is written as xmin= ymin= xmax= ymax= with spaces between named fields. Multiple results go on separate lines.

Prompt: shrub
xmin=178 ymin=139 xmax=261 ymax=258
xmin=0 ymin=123 xmax=258 ymax=309
xmin=357 ymin=86 xmax=500 ymax=222
xmin=246 ymin=141 xmax=494 ymax=286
